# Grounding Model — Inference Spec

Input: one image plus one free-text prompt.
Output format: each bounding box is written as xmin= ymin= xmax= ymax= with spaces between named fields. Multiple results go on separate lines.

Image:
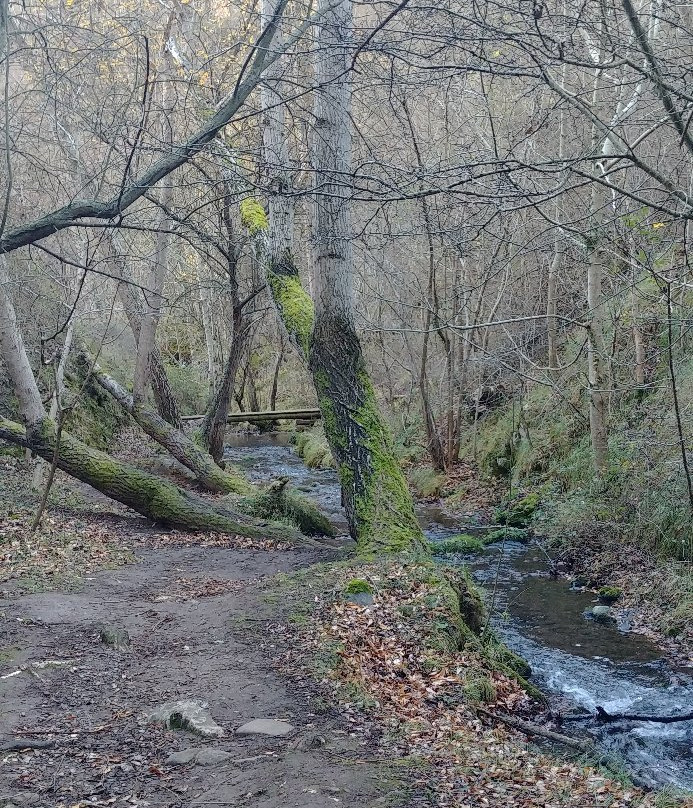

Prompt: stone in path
xmin=236 ymin=718 xmax=294 ymax=736
xmin=147 ymin=700 xmax=225 ymax=737
xmin=99 ymin=625 xmax=130 ymax=651
xmin=166 ymin=748 xmax=234 ymax=766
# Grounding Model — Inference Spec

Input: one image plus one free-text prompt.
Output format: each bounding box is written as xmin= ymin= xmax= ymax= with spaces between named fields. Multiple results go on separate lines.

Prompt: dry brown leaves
xmin=0 ymin=510 xmax=135 ymax=590
xmin=287 ymin=562 xmax=657 ymax=808
xmin=142 ymin=529 xmax=291 ymax=552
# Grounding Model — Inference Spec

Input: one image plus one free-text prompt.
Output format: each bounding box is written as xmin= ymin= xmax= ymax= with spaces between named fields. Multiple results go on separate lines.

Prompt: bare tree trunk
xmin=0 ymin=257 xmax=45 ymax=425
xmin=132 ymin=188 xmax=173 ymax=404
xmin=587 ymin=245 xmax=609 ymax=475
xmin=109 ymin=234 xmax=181 ymax=428
xmin=269 ymin=337 xmax=285 ymax=410
xmin=198 ymin=172 xmax=252 ymax=462
xmin=132 ymin=58 xmax=175 ymax=406
xmin=197 ymin=267 xmax=218 ymax=399
xmin=277 ymin=0 xmax=425 ymax=554
xmin=199 ymin=313 xmax=251 ymax=465
xmin=547 ymin=246 xmax=560 ymax=370
xmin=31 ymin=317 xmax=74 ymax=492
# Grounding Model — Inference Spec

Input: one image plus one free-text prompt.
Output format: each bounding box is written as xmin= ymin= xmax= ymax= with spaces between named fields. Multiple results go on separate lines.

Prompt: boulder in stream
xmin=584 ymin=605 xmax=614 ymax=623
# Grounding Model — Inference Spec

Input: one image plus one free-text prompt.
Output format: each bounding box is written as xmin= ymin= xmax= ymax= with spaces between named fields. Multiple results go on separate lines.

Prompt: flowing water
xmin=226 ymin=433 xmax=693 ymax=791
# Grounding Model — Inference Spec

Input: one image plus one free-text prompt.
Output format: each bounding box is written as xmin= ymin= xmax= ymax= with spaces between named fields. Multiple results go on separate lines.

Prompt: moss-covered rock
xmin=494 ymin=493 xmax=539 ymax=528
xmin=483 ymin=526 xmax=531 ymax=543
xmin=344 ymin=578 xmax=373 ymax=595
xmin=598 ymin=586 xmax=622 ymax=604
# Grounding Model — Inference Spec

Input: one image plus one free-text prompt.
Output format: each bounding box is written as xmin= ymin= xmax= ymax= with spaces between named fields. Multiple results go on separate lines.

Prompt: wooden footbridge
xmin=181 ymin=408 xmax=321 ymax=426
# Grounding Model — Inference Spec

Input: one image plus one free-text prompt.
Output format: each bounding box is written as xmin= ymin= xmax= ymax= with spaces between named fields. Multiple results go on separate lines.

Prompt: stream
xmin=226 ymin=433 xmax=693 ymax=791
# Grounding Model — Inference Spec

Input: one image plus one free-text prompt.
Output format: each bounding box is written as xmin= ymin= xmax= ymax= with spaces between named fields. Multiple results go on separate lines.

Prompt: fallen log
xmin=0 ymin=414 xmax=307 ymax=543
xmin=475 ymin=706 xmax=594 ymax=752
xmin=595 ymin=706 xmax=693 ymax=724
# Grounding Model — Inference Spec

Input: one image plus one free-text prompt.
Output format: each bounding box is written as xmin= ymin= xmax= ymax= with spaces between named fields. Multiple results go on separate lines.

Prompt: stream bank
xmin=226 ymin=432 xmax=693 ymax=792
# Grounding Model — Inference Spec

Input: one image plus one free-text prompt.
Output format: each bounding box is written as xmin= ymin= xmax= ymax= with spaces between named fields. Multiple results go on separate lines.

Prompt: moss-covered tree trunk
xmin=89 ymin=363 xmax=249 ymax=494
xmin=266 ymin=262 xmax=426 ymax=554
xmin=0 ymin=414 xmax=301 ymax=542
xmin=257 ymin=0 xmax=425 ymax=555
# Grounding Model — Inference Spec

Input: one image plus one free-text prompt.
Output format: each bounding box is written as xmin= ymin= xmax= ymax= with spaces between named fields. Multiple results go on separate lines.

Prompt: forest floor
xmin=0 ymin=456 xmax=686 ymax=808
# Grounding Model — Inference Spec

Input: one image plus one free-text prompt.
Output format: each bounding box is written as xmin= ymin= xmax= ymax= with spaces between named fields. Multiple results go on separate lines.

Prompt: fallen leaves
xmin=284 ymin=561 xmax=658 ymax=807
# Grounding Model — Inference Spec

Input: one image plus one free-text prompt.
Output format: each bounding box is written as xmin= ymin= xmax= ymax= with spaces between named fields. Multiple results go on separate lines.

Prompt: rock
xmin=147 ymin=700 xmax=225 ymax=737
xmin=346 ymin=592 xmax=374 ymax=606
xmin=99 ymin=626 xmax=130 ymax=651
xmin=236 ymin=718 xmax=294 ymax=737
xmin=166 ymin=748 xmax=233 ymax=766
xmin=586 ymin=605 xmax=614 ymax=622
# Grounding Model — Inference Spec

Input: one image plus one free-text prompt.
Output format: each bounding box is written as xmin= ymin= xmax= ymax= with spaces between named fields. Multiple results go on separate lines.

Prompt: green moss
xmin=598 ymin=586 xmax=622 ymax=603
xmin=267 ymin=271 xmax=314 ymax=356
xmin=344 ymin=578 xmax=373 ymax=595
xmin=344 ymin=373 xmax=428 ymax=555
xmin=68 ymin=374 xmax=128 ymax=450
xmin=239 ymin=197 xmax=269 ymax=234
xmin=238 ymin=482 xmax=335 ymax=536
xmin=483 ymin=526 xmax=531 ymax=543
xmin=430 ymin=535 xmax=485 ymax=555
xmin=494 ymin=493 xmax=539 ymax=527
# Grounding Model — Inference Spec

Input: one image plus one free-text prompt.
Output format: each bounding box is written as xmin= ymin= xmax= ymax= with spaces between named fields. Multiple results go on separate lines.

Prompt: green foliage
xmin=344 ymin=578 xmax=373 ymax=595
xmin=430 ymin=534 xmax=485 ymax=555
xmin=598 ymin=586 xmax=622 ymax=603
xmin=494 ymin=493 xmax=539 ymax=527
xmin=409 ymin=467 xmax=446 ymax=498
xmin=654 ymin=786 xmax=690 ymax=808
xmin=462 ymin=674 xmax=497 ymax=704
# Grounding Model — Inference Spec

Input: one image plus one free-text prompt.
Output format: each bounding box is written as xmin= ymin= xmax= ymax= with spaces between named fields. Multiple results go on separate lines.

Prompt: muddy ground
xmin=0 ymin=516 xmax=402 ymax=808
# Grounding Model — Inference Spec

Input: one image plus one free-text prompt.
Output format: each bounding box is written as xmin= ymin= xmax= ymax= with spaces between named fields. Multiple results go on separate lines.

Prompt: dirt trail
xmin=0 ymin=531 xmax=391 ymax=808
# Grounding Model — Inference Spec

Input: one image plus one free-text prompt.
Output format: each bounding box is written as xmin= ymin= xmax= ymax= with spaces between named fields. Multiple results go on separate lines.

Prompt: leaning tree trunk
xmin=0 ymin=414 xmax=300 ymax=542
xmin=88 ymin=361 xmax=249 ymax=494
xmin=257 ymin=0 xmax=425 ymax=554
xmin=199 ymin=313 xmax=250 ymax=465
xmin=0 ymin=259 xmax=299 ymax=539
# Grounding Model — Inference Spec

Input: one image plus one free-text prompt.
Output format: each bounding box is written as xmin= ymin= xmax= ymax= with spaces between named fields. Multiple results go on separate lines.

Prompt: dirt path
xmin=0 ymin=533 xmax=392 ymax=808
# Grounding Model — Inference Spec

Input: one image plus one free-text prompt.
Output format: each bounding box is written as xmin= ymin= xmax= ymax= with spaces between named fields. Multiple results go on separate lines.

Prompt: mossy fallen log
xmin=237 ymin=477 xmax=337 ymax=536
xmin=89 ymin=362 xmax=249 ymax=495
xmin=0 ymin=414 xmax=303 ymax=543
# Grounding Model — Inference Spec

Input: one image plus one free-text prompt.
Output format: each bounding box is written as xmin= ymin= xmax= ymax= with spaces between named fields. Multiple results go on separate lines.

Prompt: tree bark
xmin=547 ymin=246 xmax=560 ymax=370
xmin=587 ymin=242 xmax=609 ymax=476
xmin=199 ymin=313 xmax=251 ymax=465
xmin=89 ymin=362 xmax=249 ymax=494
xmin=0 ymin=414 xmax=300 ymax=542
xmin=108 ymin=234 xmax=182 ymax=428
